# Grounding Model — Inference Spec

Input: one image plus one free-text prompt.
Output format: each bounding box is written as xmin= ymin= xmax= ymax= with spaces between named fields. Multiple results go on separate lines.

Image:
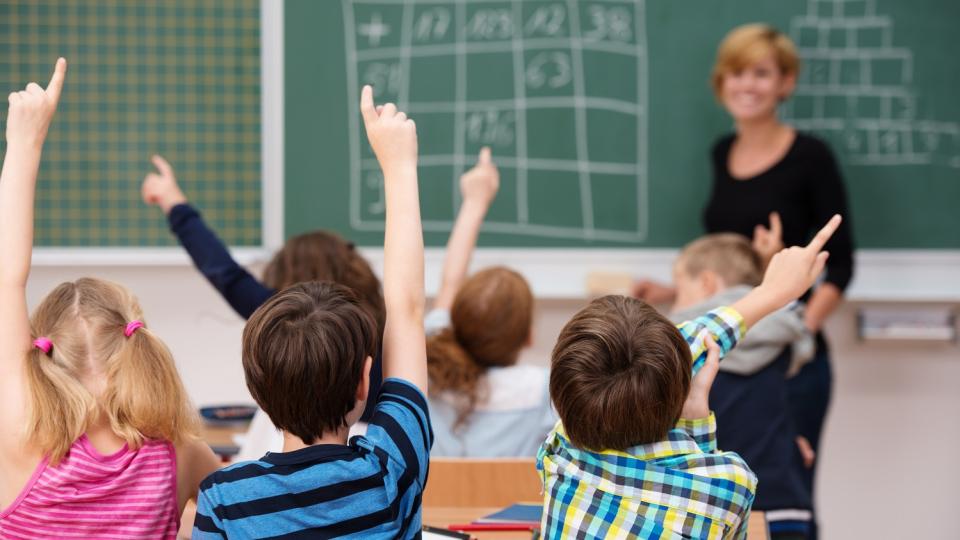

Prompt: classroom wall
xmin=25 ymin=264 xmax=959 ymax=540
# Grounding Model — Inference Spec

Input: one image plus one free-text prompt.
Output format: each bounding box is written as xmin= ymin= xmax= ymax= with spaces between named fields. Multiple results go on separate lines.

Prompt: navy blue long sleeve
xmin=168 ymin=203 xmax=275 ymax=319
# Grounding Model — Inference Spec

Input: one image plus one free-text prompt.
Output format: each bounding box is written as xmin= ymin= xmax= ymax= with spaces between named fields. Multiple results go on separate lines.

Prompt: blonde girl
xmin=0 ymin=59 xmax=219 ymax=539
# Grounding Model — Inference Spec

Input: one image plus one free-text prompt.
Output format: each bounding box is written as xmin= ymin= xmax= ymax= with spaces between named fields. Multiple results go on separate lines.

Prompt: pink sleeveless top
xmin=0 ymin=435 xmax=179 ymax=539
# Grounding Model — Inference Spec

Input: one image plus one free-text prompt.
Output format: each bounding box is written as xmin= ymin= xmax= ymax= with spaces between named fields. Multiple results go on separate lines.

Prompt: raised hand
xmin=731 ymin=214 xmax=841 ymax=330
xmin=360 ymin=85 xmax=417 ymax=176
xmin=758 ymin=214 xmax=840 ymax=305
xmin=359 ymin=85 xmax=427 ymax=393
xmin=6 ymin=58 xmax=67 ymax=148
xmin=432 ymin=148 xmax=499 ymax=311
xmin=752 ymin=211 xmax=784 ymax=266
xmin=459 ymin=147 xmax=499 ymax=208
xmin=0 ymin=58 xmax=68 ymax=374
xmin=142 ymin=155 xmax=187 ymax=215
xmin=681 ymin=336 xmax=720 ymax=420
xmin=632 ymin=279 xmax=676 ymax=305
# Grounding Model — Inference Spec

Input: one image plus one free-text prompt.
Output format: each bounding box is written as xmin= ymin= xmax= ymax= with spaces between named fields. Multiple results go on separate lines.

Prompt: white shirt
xmin=425 ymin=309 xmax=557 ymax=457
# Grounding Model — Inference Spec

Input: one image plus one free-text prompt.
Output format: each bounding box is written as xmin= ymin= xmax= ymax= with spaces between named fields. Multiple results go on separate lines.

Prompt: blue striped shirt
xmin=192 ymin=379 xmax=433 ymax=539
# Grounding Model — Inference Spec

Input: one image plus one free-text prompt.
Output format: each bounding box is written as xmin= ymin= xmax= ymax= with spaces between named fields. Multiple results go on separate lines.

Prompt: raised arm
xmin=143 ymin=155 xmax=273 ymax=319
xmin=0 ymin=58 xmax=66 ymax=377
xmin=360 ymin=86 xmax=427 ymax=393
xmin=681 ymin=215 xmax=841 ymax=376
xmin=731 ymin=214 xmax=842 ymax=330
xmin=433 ymin=147 xmax=499 ymax=311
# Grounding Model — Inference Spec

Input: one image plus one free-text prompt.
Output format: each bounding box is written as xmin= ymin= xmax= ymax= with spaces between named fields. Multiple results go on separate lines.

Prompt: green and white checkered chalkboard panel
xmin=0 ymin=0 xmax=261 ymax=247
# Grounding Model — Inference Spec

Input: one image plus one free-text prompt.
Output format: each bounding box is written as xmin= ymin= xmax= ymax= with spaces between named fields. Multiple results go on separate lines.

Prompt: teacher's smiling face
xmin=720 ymin=54 xmax=796 ymax=123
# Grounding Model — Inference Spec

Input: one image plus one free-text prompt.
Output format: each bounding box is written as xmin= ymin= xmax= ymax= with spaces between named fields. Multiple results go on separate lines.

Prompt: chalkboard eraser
xmin=857 ymin=307 xmax=957 ymax=342
xmin=586 ymin=272 xmax=635 ymax=298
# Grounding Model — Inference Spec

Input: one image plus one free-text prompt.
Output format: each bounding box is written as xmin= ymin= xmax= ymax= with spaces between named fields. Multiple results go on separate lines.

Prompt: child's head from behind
xmin=28 ymin=278 xmax=197 ymax=464
xmin=426 ymin=267 xmax=533 ymax=424
xmin=550 ymin=296 xmax=690 ymax=451
xmin=673 ymin=233 xmax=762 ymax=311
xmin=263 ymin=230 xmax=386 ymax=333
xmin=242 ymin=281 xmax=378 ymax=443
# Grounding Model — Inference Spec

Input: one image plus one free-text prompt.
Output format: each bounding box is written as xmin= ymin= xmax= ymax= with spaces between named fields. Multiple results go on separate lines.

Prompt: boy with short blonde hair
xmin=671 ymin=233 xmax=816 ymax=539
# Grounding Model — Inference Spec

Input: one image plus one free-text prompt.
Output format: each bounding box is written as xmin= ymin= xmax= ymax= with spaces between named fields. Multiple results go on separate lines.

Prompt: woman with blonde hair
xmin=635 ymin=24 xmax=855 ymax=539
xmin=0 ymin=60 xmax=219 ymax=538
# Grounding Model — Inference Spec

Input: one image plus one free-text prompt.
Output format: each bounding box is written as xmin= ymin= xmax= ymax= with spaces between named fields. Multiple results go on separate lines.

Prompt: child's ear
xmin=356 ymin=356 xmax=373 ymax=402
xmin=700 ymin=270 xmax=725 ymax=296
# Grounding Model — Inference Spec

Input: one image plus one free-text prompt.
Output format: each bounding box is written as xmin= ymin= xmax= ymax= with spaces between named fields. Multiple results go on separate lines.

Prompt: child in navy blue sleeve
xmin=142 ymin=155 xmax=385 ymax=425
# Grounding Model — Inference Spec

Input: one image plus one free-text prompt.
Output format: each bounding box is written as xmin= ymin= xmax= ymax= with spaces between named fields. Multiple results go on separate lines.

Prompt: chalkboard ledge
xmin=355 ymin=248 xmax=960 ymax=303
xmin=31 ymin=248 xmax=272 ymax=267
xmin=28 ymin=247 xmax=960 ymax=302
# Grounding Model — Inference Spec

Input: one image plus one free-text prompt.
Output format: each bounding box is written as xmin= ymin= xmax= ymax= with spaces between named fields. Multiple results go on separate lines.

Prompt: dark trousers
xmin=786 ymin=336 xmax=833 ymax=540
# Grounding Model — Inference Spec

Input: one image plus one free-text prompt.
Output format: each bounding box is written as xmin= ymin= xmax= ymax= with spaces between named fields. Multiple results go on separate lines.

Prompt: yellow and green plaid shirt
xmin=537 ymin=307 xmax=756 ymax=539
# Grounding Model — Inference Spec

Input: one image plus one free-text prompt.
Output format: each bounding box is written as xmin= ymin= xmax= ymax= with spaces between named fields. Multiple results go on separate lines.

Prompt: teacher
xmin=636 ymin=24 xmax=855 ymax=539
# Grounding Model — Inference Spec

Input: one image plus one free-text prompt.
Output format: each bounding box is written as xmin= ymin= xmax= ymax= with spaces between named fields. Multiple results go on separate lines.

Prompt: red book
xmin=447 ymin=522 xmax=538 ymax=532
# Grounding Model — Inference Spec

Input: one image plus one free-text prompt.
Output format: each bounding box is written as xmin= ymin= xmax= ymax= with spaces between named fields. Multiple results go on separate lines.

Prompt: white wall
xmin=25 ymin=264 xmax=960 ymax=539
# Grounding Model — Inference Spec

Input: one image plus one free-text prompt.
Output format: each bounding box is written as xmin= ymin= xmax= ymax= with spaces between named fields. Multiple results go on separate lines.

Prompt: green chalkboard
xmin=0 ymin=0 xmax=262 ymax=247
xmin=287 ymin=0 xmax=960 ymax=249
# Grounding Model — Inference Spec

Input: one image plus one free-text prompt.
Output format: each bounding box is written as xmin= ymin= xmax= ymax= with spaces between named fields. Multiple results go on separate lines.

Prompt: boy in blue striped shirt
xmin=193 ymin=87 xmax=431 ymax=539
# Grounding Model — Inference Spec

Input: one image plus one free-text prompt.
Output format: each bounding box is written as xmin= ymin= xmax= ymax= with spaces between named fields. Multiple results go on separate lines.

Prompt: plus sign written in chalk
xmin=358 ymin=12 xmax=391 ymax=47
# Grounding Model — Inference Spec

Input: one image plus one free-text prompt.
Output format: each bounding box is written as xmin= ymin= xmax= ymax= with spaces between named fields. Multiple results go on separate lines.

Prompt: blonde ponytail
xmin=25 ymin=278 xmax=199 ymax=464
xmin=103 ymin=325 xmax=199 ymax=447
xmin=25 ymin=347 xmax=95 ymax=465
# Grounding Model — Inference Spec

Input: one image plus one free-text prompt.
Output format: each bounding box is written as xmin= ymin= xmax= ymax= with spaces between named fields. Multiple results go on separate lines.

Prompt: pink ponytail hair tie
xmin=124 ymin=320 xmax=145 ymax=338
xmin=33 ymin=337 xmax=53 ymax=355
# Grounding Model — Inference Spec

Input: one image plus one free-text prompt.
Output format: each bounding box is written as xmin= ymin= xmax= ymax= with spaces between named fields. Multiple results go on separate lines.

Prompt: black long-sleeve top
xmin=169 ymin=204 xmax=275 ymax=318
xmin=167 ymin=203 xmax=382 ymax=421
xmin=704 ymin=132 xmax=855 ymax=292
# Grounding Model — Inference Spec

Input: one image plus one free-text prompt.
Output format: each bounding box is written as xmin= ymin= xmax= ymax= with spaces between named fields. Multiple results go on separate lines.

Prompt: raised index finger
xmin=151 ymin=155 xmax=174 ymax=177
xmin=45 ymin=58 xmax=67 ymax=103
xmin=360 ymin=85 xmax=378 ymax=125
xmin=478 ymin=146 xmax=492 ymax=164
xmin=770 ymin=212 xmax=782 ymax=236
xmin=805 ymin=214 xmax=842 ymax=252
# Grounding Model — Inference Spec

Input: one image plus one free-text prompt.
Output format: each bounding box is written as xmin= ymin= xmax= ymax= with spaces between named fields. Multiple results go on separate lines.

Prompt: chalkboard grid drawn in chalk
xmin=0 ymin=0 xmax=263 ymax=248
xmin=783 ymin=0 xmax=960 ymax=168
xmin=343 ymin=0 xmax=649 ymax=243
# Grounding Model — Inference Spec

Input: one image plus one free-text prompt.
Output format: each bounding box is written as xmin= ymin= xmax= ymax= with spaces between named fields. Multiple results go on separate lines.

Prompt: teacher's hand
xmin=753 ymin=211 xmax=784 ymax=266
xmin=632 ymin=279 xmax=676 ymax=305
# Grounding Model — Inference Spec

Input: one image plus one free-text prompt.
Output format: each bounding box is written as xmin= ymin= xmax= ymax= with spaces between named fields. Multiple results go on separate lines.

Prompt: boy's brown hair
xmin=678 ymin=233 xmax=763 ymax=287
xmin=242 ymin=281 xmax=378 ymax=443
xmin=550 ymin=296 xmax=691 ymax=450
xmin=262 ymin=231 xmax=386 ymax=333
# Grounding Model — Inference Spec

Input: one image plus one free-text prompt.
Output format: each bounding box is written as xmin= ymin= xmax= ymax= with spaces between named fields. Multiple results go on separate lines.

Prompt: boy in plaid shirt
xmin=538 ymin=216 xmax=842 ymax=540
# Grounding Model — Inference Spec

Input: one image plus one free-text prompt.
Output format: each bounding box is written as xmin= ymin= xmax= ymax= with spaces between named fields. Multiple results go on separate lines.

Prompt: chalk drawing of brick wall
xmin=783 ymin=0 xmax=960 ymax=168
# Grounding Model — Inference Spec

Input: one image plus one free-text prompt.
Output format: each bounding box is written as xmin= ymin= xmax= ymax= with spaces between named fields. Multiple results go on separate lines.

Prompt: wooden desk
xmin=200 ymin=421 xmax=250 ymax=461
xmin=423 ymin=507 xmax=768 ymax=540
